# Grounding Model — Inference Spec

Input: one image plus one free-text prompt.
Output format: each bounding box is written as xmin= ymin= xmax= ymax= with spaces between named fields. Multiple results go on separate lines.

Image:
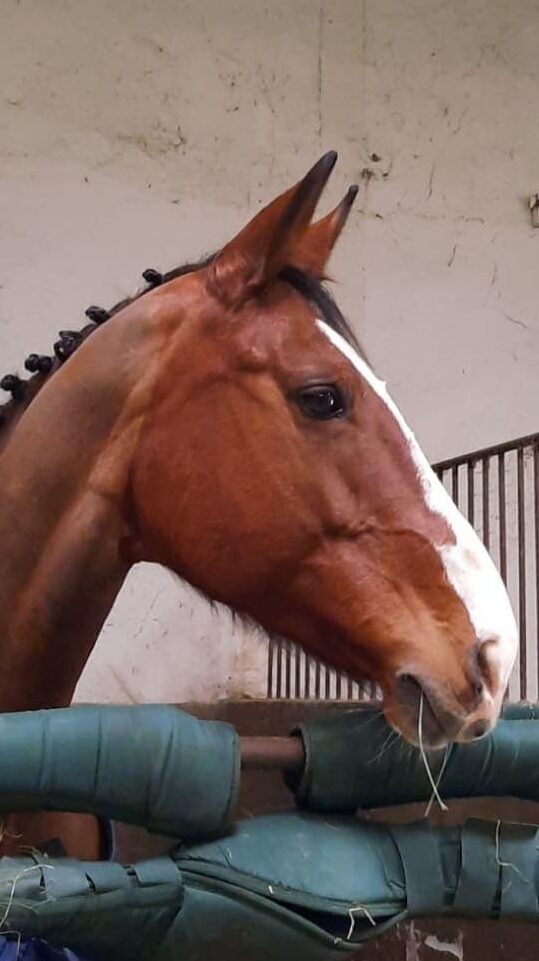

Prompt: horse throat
xmin=0 ymin=450 xmax=129 ymax=711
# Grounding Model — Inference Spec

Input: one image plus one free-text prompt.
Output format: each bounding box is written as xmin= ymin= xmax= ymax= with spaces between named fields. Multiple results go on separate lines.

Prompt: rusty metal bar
xmin=498 ymin=452 xmax=507 ymax=584
xmin=241 ymin=736 xmax=304 ymax=771
xmin=482 ymin=456 xmax=490 ymax=550
xmin=517 ymin=446 xmax=527 ymax=699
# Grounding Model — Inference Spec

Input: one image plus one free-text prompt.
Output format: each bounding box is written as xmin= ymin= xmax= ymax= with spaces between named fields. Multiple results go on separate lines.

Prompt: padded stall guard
xmin=0 ymin=815 xmax=538 ymax=961
xmin=0 ymin=705 xmax=239 ymax=840
xmin=289 ymin=708 xmax=539 ymax=811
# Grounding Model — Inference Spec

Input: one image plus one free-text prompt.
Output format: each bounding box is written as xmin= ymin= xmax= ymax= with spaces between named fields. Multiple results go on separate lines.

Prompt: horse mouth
xmin=386 ymin=674 xmax=460 ymax=749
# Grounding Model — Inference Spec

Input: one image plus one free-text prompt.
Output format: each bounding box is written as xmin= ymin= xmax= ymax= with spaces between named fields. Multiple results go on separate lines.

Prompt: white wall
xmin=1 ymin=0 xmax=538 ymax=703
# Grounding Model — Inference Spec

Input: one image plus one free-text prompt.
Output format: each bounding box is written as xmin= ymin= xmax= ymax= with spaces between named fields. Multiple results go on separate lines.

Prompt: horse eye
xmin=295 ymin=384 xmax=347 ymax=420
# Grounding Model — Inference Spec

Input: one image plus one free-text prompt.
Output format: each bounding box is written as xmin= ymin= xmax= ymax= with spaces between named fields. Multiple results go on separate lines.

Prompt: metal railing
xmin=266 ymin=431 xmax=539 ymax=702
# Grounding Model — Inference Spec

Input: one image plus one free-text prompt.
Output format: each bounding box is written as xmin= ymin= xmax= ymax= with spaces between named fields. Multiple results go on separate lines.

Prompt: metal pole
xmin=240 ymin=736 xmax=305 ymax=771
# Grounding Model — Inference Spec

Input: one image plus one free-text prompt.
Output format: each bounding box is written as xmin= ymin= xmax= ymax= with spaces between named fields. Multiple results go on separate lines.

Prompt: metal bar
xmin=304 ymin=653 xmax=311 ymax=699
xmin=241 ymin=736 xmax=305 ymax=771
xmin=498 ymin=452 xmax=507 ymax=584
xmin=517 ymin=446 xmax=527 ymax=699
xmin=467 ymin=461 xmax=475 ymax=526
xmin=241 ymin=703 xmax=382 ymax=770
xmin=295 ymin=644 xmax=302 ymax=700
xmin=314 ymin=658 xmax=321 ymax=699
xmin=482 ymin=456 xmax=490 ymax=549
xmin=452 ymin=465 xmax=459 ymax=506
xmin=535 ymin=443 xmax=539 ymax=696
xmin=276 ymin=639 xmax=283 ymax=699
xmin=283 ymin=641 xmax=290 ymax=699
xmin=325 ymin=666 xmax=331 ymax=700
xmin=434 ymin=431 xmax=539 ymax=474
xmin=267 ymin=640 xmax=275 ymax=699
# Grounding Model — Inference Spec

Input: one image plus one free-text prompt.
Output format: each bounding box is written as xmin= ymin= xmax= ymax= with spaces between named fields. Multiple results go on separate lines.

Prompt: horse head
xmin=120 ymin=153 xmax=517 ymax=747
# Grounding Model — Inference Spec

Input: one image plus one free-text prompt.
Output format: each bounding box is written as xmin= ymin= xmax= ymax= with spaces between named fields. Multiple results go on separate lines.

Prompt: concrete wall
xmin=1 ymin=0 xmax=538 ymax=704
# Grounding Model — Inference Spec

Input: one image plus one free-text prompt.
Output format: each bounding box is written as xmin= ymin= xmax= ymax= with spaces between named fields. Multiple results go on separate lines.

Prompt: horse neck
xmin=0 ymin=378 xmax=45 ymax=456
xmin=0 ymin=304 xmax=160 ymax=711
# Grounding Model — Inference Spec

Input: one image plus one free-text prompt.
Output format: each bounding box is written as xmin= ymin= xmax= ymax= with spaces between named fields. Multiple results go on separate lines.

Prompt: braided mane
xmin=0 ymin=262 xmax=210 ymax=438
xmin=0 ymin=256 xmax=360 ymax=439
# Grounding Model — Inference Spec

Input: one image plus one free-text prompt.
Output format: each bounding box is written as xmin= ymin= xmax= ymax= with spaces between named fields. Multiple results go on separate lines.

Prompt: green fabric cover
xmin=0 ymin=706 xmax=536 ymax=957
xmin=0 ymin=706 xmax=239 ymax=839
xmin=289 ymin=708 xmax=539 ymax=811
xmin=501 ymin=702 xmax=539 ymax=720
xmin=1 ymin=815 xmax=538 ymax=961
xmin=0 ymin=704 xmax=535 ymax=829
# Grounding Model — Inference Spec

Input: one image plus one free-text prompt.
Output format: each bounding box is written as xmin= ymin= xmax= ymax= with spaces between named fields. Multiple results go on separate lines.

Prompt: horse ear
xmin=289 ymin=185 xmax=359 ymax=278
xmin=208 ymin=152 xmax=338 ymax=307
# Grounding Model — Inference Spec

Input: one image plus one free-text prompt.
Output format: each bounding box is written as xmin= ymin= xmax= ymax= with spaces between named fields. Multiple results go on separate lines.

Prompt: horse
xmin=0 ymin=151 xmax=517 ymax=860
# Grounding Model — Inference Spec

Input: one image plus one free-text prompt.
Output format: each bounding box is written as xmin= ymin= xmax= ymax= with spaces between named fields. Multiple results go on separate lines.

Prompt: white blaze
xmin=317 ymin=320 xmax=518 ymax=705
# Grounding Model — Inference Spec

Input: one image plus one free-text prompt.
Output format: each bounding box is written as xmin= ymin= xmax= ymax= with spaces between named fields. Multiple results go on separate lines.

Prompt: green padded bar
xmin=0 ymin=705 xmax=239 ymax=839
xmin=496 ymin=821 xmax=539 ymax=920
xmin=388 ymin=822 xmax=445 ymax=915
xmin=501 ymin=702 xmax=539 ymax=720
xmin=0 ymin=854 xmax=185 ymax=961
xmin=179 ymin=814 xmax=539 ymax=930
xmin=452 ymin=819 xmax=499 ymax=916
xmin=179 ymin=812 xmax=404 ymax=918
xmin=1 ymin=815 xmax=539 ymax=961
xmin=289 ymin=709 xmax=539 ymax=811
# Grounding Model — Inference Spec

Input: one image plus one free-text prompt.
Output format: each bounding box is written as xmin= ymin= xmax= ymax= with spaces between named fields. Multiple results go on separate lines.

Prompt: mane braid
xmin=0 ymin=254 xmax=215 ymax=436
xmin=0 ymin=255 xmax=364 ymax=437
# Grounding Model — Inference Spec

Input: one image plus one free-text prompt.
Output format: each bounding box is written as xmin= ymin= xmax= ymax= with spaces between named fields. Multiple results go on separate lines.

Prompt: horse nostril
xmin=468 ymin=646 xmax=488 ymax=703
xmin=468 ymin=719 xmax=489 ymax=740
xmin=470 ymin=677 xmax=484 ymax=700
xmin=477 ymin=639 xmax=498 ymax=691
xmin=394 ymin=673 xmax=462 ymax=745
